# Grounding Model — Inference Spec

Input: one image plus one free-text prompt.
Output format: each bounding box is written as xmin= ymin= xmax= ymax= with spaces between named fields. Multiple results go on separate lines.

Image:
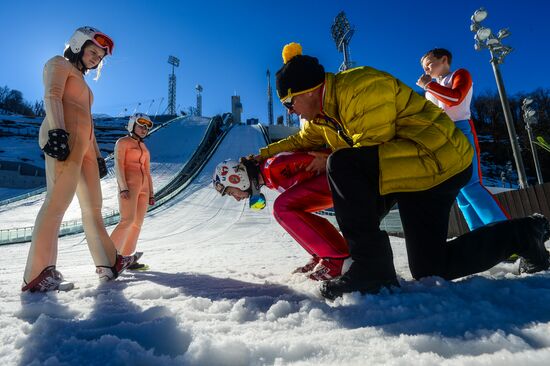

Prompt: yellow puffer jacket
xmin=259 ymin=67 xmax=473 ymax=195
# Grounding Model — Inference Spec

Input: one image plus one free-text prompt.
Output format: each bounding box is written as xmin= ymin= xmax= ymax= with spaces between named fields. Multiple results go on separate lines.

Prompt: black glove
xmin=42 ymin=129 xmax=70 ymax=161
xmin=239 ymin=154 xmax=260 ymax=164
xmin=97 ymin=157 xmax=108 ymax=178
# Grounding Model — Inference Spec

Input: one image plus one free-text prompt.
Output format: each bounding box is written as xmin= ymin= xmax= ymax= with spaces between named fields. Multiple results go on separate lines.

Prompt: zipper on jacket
xmin=320 ymin=115 xmax=354 ymax=147
xmin=137 ymin=140 xmax=146 ymax=185
xmin=319 ymin=83 xmax=353 ymax=147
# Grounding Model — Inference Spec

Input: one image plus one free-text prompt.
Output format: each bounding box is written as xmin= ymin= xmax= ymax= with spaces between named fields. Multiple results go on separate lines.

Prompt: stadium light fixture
xmin=470 ymin=7 xmax=528 ymax=188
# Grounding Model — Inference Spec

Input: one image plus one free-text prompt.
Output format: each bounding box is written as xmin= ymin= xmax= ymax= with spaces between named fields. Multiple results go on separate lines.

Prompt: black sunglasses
xmin=282 ymin=95 xmax=294 ymax=110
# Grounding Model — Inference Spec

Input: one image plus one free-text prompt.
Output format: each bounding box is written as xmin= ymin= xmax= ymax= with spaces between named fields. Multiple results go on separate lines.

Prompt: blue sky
xmin=1 ymin=0 xmax=549 ymax=122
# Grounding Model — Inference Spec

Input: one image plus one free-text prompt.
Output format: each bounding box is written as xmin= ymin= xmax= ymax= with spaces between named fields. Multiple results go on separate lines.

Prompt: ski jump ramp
xmin=0 ymin=116 xmax=214 ymax=236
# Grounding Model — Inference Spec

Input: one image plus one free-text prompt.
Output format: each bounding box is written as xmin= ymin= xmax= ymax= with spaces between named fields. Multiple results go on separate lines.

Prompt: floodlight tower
xmin=470 ymin=8 xmax=527 ymax=188
xmin=167 ymin=55 xmax=180 ymax=116
xmin=196 ymin=85 xmax=203 ymax=116
xmin=331 ymin=11 xmax=355 ymax=71
xmin=267 ymin=69 xmax=274 ymax=125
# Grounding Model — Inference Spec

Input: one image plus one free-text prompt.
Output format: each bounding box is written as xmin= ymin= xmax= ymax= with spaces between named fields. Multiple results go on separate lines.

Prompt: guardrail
xmin=256 ymin=123 xmax=271 ymax=144
xmin=0 ymin=115 xmax=225 ymax=245
xmin=153 ymin=115 xmax=225 ymax=199
xmin=148 ymin=118 xmax=234 ymax=212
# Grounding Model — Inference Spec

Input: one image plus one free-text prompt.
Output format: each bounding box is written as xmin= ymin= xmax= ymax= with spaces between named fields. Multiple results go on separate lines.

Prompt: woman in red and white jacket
xmin=417 ymin=48 xmax=509 ymax=230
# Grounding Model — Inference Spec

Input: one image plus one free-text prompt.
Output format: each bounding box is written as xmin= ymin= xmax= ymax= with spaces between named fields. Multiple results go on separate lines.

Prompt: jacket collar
xmin=319 ymin=73 xmax=340 ymax=122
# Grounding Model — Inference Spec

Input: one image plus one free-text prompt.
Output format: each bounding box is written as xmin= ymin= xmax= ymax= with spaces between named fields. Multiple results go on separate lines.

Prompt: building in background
xmin=231 ymin=95 xmax=242 ymax=124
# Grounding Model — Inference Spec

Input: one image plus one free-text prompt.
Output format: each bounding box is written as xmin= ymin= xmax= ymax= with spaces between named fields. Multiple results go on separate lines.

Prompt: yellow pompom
xmin=282 ymin=42 xmax=302 ymax=64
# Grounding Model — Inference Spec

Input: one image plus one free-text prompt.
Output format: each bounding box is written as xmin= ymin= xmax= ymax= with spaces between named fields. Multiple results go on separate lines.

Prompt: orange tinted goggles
xmin=93 ymin=33 xmax=114 ymax=55
xmin=136 ymin=117 xmax=153 ymax=129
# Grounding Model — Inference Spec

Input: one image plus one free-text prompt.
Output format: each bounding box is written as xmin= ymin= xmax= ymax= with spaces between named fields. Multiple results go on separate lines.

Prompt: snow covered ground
xmin=1 ymin=125 xmax=549 ymax=365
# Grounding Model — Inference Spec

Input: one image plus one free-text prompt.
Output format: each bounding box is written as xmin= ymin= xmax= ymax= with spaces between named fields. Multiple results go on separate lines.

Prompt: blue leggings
xmin=455 ymin=120 xmax=509 ymax=230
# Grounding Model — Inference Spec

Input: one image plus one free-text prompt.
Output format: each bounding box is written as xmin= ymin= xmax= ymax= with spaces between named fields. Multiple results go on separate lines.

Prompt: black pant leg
xmin=327 ymin=147 xmax=397 ymax=280
xmin=397 ymin=164 xmax=534 ymax=281
xmin=443 ymin=216 xmax=535 ymax=280
xmin=396 ymin=166 xmax=471 ymax=279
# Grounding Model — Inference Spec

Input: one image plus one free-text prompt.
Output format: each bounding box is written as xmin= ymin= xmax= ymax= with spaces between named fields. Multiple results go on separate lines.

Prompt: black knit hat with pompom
xmin=276 ymin=43 xmax=325 ymax=100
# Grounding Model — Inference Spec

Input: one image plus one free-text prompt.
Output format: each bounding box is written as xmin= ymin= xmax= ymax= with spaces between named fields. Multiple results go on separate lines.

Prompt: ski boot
xmin=22 ymin=266 xmax=74 ymax=292
xmin=96 ymin=252 xmax=143 ymax=282
xmin=518 ymin=214 xmax=550 ymax=274
xmin=292 ymin=256 xmax=319 ymax=274
xmin=319 ymin=261 xmax=399 ymax=300
xmin=309 ymin=257 xmax=352 ymax=281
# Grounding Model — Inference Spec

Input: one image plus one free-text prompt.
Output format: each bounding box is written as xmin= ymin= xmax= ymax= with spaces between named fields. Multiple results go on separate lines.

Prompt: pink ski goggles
xmin=92 ymin=33 xmax=114 ymax=55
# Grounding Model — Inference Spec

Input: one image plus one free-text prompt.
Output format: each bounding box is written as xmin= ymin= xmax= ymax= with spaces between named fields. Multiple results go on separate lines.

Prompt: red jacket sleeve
xmin=261 ymin=152 xmax=317 ymax=191
xmin=425 ymin=69 xmax=472 ymax=107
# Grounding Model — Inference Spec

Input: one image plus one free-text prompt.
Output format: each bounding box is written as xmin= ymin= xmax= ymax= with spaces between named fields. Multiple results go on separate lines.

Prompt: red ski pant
xmin=273 ymin=173 xmax=349 ymax=259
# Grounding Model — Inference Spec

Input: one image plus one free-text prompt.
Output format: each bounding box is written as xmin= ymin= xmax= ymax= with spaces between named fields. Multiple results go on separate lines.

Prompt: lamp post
xmin=522 ymin=98 xmax=543 ymax=184
xmin=470 ymin=8 xmax=528 ymax=188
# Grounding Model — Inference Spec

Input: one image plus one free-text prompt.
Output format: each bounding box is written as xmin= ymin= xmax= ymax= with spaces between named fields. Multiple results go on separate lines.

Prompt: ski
xmin=58 ymin=281 xmax=75 ymax=291
xmin=534 ymin=136 xmax=550 ymax=153
xmin=128 ymin=263 xmax=149 ymax=271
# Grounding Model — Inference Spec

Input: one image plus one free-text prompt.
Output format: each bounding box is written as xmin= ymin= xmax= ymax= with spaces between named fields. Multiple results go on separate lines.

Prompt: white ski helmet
xmin=212 ymin=160 xmax=250 ymax=195
xmin=127 ymin=113 xmax=153 ymax=134
xmin=69 ymin=26 xmax=114 ymax=55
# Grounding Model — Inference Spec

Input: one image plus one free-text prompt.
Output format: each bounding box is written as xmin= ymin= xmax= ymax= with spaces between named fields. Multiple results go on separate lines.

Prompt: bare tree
xmin=0 ymin=85 xmax=10 ymax=110
xmin=33 ymin=100 xmax=45 ymax=117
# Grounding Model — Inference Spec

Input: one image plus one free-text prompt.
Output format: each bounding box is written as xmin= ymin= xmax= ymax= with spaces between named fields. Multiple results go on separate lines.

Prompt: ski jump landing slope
xmin=1 ymin=124 xmax=549 ymax=365
xmin=0 ymin=116 xmax=211 ymax=230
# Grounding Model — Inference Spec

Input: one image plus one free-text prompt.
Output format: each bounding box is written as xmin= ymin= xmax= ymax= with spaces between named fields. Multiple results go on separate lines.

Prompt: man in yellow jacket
xmin=259 ymin=43 xmax=550 ymax=300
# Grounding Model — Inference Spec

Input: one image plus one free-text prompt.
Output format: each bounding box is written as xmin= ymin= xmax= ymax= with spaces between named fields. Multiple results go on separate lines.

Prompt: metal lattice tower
xmin=267 ymin=69 xmax=274 ymax=125
xmin=195 ymin=85 xmax=203 ymax=116
xmin=167 ymin=55 xmax=180 ymax=116
xmin=331 ymin=11 xmax=355 ymax=71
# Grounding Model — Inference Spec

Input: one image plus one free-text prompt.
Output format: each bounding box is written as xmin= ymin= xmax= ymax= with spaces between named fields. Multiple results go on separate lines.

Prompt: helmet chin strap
xmin=75 ymin=52 xmax=86 ymax=73
xmin=241 ymin=159 xmax=266 ymax=210
xmin=241 ymin=159 xmax=261 ymax=195
xmin=130 ymin=129 xmax=144 ymax=141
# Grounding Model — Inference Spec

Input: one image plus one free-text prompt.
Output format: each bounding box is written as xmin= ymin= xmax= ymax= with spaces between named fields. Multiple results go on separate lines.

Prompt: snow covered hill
xmin=0 ymin=125 xmax=549 ymax=365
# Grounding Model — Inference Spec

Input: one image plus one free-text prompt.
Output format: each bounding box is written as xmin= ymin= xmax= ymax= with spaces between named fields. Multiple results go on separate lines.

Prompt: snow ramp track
xmin=0 ymin=115 xmax=223 ymax=244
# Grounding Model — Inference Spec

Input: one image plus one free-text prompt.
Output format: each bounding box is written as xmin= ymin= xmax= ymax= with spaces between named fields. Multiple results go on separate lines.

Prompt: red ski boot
xmin=22 ymin=266 xmax=74 ymax=292
xmin=96 ymin=252 xmax=143 ymax=282
xmin=292 ymin=256 xmax=320 ymax=274
xmin=309 ymin=258 xmax=352 ymax=281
